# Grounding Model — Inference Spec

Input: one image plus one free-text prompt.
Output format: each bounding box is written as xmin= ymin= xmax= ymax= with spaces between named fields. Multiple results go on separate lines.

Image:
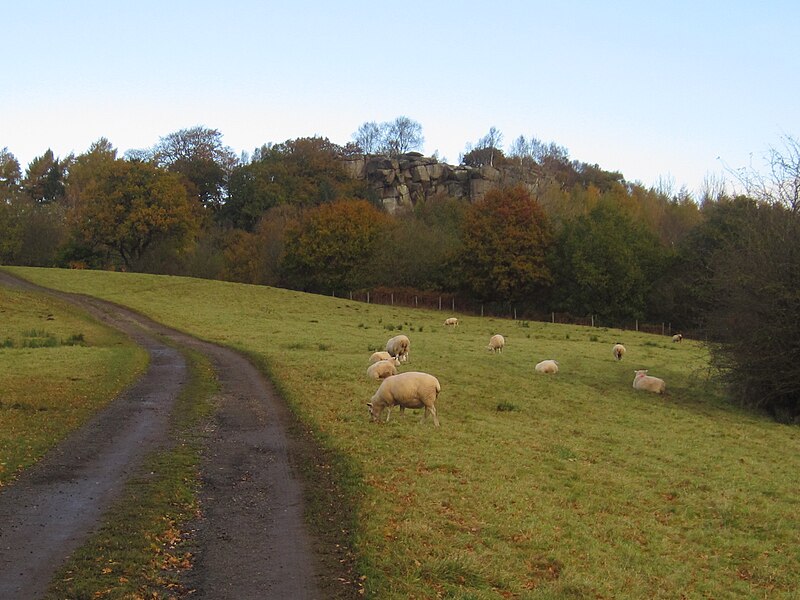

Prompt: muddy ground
xmin=0 ymin=272 xmax=358 ymax=599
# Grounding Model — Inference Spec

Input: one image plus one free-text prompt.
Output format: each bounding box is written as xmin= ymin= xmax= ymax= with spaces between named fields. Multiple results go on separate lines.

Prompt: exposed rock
xmin=342 ymin=152 xmax=540 ymax=213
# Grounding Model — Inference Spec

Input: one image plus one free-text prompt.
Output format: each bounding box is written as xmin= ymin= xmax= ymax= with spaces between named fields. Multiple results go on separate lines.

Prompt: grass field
xmin=0 ymin=281 xmax=147 ymax=487
xmin=4 ymin=266 xmax=800 ymax=599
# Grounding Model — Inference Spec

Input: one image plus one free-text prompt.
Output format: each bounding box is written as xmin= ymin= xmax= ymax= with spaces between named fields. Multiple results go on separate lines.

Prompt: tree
xmin=462 ymin=127 xmax=505 ymax=168
xmin=222 ymin=137 xmax=369 ymax=230
xmin=549 ymin=199 xmax=664 ymax=321
xmin=68 ymin=159 xmax=200 ymax=270
xmin=352 ymin=121 xmax=384 ymax=154
xmin=383 ymin=116 xmax=424 ymax=156
xmin=460 ymin=185 xmax=553 ymax=304
xmin=151 ymin=126 xmax=239 ymax=210
xmin=0 ymin=147 xmax=21 ymax=200
xmin=704 ymin=135 xmax=800 ymax=421
xmin=706 ymin=202 xmax=800 ymax=422
xmin=280 ymin=199 xmax=391 ymax=293
xmin=727 ymin=134 xmax=800 ymax=212
xmin=21 ymin=149 xmax=69 ymax=204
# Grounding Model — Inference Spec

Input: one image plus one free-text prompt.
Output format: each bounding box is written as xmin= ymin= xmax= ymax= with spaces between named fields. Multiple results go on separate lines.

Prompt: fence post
xmin=367 ymin=291 xmax=370 ymax=304
xmin=391 ymin=293 xmax=394 ymax=305
xmin=452 ymin=297 xmax=455 ymax=311
xmin=514 ymin=307 xmax=517 ymax=320
xmin=439 ymin=296 xmax=442 ymax=310
xmin=635 ymin=319 xmax=639 ymax=331
xmin=552 ymin=312 xmax=555 ymax=324
xmin=591 ymin=315 xmax=594 ymax=327
xmin=415 ymin=296 xmax=418 ymax=307
xmin=481 ymin=304 xmax=484 ymax=317
xmin=349 ymin=291 xmax=352 ymax=300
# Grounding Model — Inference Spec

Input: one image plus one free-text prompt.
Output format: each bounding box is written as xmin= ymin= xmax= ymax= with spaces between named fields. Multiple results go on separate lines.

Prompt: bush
xmin=707 ymin=204 xmax=800 ymax=422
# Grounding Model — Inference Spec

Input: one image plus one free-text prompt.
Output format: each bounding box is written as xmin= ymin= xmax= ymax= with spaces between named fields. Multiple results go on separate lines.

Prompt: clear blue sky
xmin=3 ymin=1 xmax=798 ymax=197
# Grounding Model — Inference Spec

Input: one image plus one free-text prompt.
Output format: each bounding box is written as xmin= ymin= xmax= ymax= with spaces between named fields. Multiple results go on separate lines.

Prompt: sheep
xmin=444 ymin=317 xmax=459 ymax=327
xmin=632 ymin=369 xmax=666 ymax=394
xmin=369 ymin=351 xmax=394 ymax=364
xmin=535 ymin=359 xmax=559 ymax=374
xmin=672 ymin=333 xmax=683 ymax=343
xmin=367 ymin=371 xmax=441 ymax=426
xmin=366 ymin=359 xmax=399 ymax=380
xmin=487 ymin=334 xmax=505 ymax=353
xmin=386 ymin=334 xmax=410 ymax=363
xmin=612 ymin=343 xmax=626 ymax=361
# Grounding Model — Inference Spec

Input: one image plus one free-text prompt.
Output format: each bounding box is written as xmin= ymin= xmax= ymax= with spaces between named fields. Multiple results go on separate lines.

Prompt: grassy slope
xmin=0 ymin=281 xmax=147 ymax=486
xmin=7 ymin=266 xmax=800 ymax=599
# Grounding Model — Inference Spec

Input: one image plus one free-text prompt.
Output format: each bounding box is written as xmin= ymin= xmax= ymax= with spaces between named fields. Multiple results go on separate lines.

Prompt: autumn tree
xmin=67 ymin=159 xmax=200 ymax=270
xmin=280 ymin=199 xmax=391 ymax=293
xmin=460 ymin=185 xmax=553 ymax=305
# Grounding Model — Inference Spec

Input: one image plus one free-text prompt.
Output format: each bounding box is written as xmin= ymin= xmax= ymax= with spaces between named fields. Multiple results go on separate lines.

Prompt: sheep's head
xmin=366 ymin=401 xmax=380 ymax=422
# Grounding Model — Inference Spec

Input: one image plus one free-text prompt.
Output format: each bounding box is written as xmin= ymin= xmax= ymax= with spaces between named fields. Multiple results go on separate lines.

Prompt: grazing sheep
xmin=632 ymin=369 xmax=666 ymax=394
xmin=444 ymin=317 xmax=459 ymax=327
xmin=367 ymin=371 xmax=441 ymax=426
xmin=612 ymin=343 xmax=626 ymax=361
xmin=386 ymin=334 xmax=410 ymax=363
xmin=487 ymin=334 xmax=505 ymax=353
xmin=535 ymin=359 xmax=559 ymax=374
xmin=369 ymin=351 xmax=394 ymax=364
xmin=366 ymin=359 xmax=399 ymax=380
xmin=672 ymin=333 xmax=683 ymax=343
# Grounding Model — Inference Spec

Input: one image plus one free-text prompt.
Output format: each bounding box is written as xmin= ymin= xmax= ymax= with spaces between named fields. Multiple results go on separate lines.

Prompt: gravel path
xmin=0 ymin=272 xmax=338 ymax=599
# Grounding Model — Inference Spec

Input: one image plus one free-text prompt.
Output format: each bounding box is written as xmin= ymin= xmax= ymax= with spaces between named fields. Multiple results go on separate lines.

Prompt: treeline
xmin=1 ymin=126 xmax=799 ymax=421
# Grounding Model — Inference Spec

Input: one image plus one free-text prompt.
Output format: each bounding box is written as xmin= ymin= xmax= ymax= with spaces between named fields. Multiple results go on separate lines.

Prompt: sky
xmin=3 ymin=1 xmax=799 ymax=197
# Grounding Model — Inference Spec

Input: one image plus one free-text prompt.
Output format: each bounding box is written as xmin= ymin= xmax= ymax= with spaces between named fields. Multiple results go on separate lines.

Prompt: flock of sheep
xmin=365 ymin=319 xmax=682 ymax=427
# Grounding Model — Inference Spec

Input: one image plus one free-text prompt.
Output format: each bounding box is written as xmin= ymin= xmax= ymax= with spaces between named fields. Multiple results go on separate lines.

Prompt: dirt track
xmin=0 ymin=272 xmax=345 ymax=599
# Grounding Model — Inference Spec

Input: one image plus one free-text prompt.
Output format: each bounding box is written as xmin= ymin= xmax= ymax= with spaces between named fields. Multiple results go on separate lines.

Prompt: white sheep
xmin=369 ymin=351 xmax=394 ymax=364
xmin=672 ymin=333 xmax=683 ymax=343
xmin=632 ymin=370 xmax=666 ymax=394
xmin=612 ymin=343 xmax=626 ymax=361
xmin=444 ymin=317 xmax=459 ymax=327
xmin=366 ymin=359 xmax=399 ymax=380
xmin=367 ymin=371 xmax=441 ymax=426
xmin=386 ymin=334 xmax=410 ymax=363
xmin=535 ymin=359 xmax=559 ymax=374
xmin=487 ymin=334 xmax=505 ymax=353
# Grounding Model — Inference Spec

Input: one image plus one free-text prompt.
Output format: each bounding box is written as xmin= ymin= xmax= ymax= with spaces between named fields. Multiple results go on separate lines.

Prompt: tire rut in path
xmin=0 ymin=273 xmax=324 ymax=600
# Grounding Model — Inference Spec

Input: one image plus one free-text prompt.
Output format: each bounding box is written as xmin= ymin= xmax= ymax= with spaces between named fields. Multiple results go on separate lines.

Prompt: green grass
xmin=0 ymin=284 xmax=148 ymax=486
xmin=44 ymin=346 xmax=218 ymax=600
xmin=6 ymin=266 xmax=800 ymax=599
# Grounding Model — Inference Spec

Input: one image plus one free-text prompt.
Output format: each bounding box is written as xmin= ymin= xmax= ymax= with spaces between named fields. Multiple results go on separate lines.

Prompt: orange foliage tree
xmin=68 ymin=159 xmax=200 ymax=270
xmin=460 ymin=185 xmax=553 ymax=304
xmin=281 ymin=199 xmax=391 ymax=294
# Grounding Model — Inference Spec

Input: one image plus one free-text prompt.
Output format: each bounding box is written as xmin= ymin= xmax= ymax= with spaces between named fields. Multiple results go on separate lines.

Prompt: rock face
xmin=340 ymin=153 xmax=540 ymax=214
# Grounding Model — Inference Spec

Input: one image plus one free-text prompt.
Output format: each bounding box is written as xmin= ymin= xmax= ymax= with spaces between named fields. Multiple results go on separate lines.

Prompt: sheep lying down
xmin=366 ymin=358 xmax=399 ymax=380
xmin=632 ymin=369 xmax=666 ymax=394
xmin=367 ymin=371 xmax=440 ymax=426
xmin=535 ymin=359 xmax=559 ymax=374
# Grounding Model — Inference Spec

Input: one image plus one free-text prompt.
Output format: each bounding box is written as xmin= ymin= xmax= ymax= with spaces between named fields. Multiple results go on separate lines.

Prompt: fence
xmin=337 ymin=287 xmax=677 ymax=337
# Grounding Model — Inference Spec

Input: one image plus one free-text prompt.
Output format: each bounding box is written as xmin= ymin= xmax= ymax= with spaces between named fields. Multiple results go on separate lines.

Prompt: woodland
xmin=1 ymin=121 xmax=799 ymax=421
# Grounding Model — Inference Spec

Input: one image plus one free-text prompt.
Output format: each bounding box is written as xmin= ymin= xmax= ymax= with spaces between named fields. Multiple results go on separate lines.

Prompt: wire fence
xmin=335 ymin=287 xmax=679 ymax=338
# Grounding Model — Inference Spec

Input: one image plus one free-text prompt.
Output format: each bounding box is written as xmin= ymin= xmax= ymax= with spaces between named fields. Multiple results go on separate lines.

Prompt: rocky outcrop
xmin=341 ymin=153 xmax=540 ymax=214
